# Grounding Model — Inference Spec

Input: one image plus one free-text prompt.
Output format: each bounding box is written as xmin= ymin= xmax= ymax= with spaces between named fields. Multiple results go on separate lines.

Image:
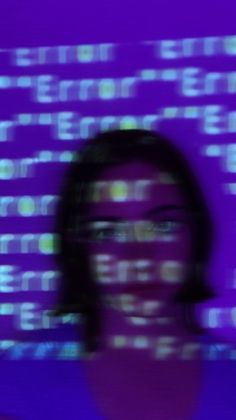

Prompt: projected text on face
xmin=1 ymin=34 xmax=236 ymax=360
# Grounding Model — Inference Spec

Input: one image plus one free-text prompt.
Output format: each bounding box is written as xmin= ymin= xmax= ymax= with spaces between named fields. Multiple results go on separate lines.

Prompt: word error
xmin=0 ymin=303 xmax=79 ymax=331
xmin=90 ymin=256 xmax=187 ymax=284
xmin=0 ymin=266 xmax=59 ymax=292
xmin=0 ymin=337 xmax=235 ymax=360
xmin=83 ymin=176 xmax=179 ymax=203
xmin=2 ymin=106 xmax=236 ymax=143
xmin=0 ymin=195 xmax=58 ymax=216
xmin=9 ymin=36 xmax=236 ymax=68
xmin=204 ymin=306 xmax=236 ymax=328
xmin=0 ymin=233 xmax=58 ymax=254
xmin=11 ymin=44 xmax=114 ymax=66
xmin=109 ymin=334 xmax=236 ymax=360
xmin=0 ymin=341 xmax=82 ymax=360
xmin=2 ymin=69 xmax=236 ymax=104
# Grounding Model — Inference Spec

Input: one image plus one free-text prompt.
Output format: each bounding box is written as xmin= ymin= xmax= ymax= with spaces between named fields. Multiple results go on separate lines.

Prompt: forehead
xmin=86 ymin=160 xmax=188 ymax=219
xmin=97 ymin=160 xmax=170 ymax=180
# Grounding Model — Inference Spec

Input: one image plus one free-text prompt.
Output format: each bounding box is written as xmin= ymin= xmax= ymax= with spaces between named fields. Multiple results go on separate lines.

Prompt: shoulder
xmin=193 ymin=334 xmax=236 ymax=420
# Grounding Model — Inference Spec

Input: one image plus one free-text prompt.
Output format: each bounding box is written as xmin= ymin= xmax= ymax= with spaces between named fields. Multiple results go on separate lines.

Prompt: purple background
xmin=1 ymin=0 xmax=236 ymax=418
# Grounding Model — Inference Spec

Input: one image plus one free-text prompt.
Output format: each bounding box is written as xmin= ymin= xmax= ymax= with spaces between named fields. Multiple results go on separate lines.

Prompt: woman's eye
xmin=92 ymin=227 xmax=116 ymax=241
xmin=92 ymin=227 xmax=127 ymax=241
xmin=151 ymin=220 xmax=183 ymax=234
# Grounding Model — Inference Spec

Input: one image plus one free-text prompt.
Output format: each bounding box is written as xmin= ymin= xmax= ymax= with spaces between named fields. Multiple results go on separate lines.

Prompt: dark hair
xmin=54 ymin=129 xmax=216 ymax=352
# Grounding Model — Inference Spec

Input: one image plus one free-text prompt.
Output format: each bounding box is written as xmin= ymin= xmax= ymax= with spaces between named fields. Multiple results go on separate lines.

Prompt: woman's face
xmin=81 ymin=160 xmax=194 ymax=332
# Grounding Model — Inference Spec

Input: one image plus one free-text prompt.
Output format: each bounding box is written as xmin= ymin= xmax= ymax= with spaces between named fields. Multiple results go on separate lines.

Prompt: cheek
xmin=154 ymin=230 xmax=192 ymax=261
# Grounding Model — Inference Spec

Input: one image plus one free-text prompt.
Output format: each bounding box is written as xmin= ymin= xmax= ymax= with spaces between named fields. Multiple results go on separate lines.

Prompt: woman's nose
xmin=117 ymin=232 xmax=157 ymax=262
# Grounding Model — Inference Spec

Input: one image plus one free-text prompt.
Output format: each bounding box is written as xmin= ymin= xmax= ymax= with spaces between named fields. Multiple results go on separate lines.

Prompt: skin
xmin=82 ymin=160 xmax=203 ymax=420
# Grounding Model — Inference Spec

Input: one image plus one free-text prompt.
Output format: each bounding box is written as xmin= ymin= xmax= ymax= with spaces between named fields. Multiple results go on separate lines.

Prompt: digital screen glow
xmin=1 ymin=35 xmax=236 ymax=357
xmin=2 ymin=3 xmax=236 ymax=416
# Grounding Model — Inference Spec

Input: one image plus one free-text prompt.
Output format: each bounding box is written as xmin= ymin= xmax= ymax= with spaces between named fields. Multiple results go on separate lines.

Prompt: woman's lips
xmin=122 ymin=283 xmax=166 ymax=299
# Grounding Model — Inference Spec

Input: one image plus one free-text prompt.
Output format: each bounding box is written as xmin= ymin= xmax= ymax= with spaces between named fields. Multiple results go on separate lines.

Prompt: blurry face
xmin=79 ymin=160 xmax=193 ymax=327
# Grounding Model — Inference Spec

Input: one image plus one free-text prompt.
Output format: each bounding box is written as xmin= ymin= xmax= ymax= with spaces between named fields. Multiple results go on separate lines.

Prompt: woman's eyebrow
xmin=83 ymin=216 xmax=123 ymax=223
xmin=82 ymin=206 xmax=188 ymax=223
xmin=146 ymin=205 xmax=188 ymax=217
